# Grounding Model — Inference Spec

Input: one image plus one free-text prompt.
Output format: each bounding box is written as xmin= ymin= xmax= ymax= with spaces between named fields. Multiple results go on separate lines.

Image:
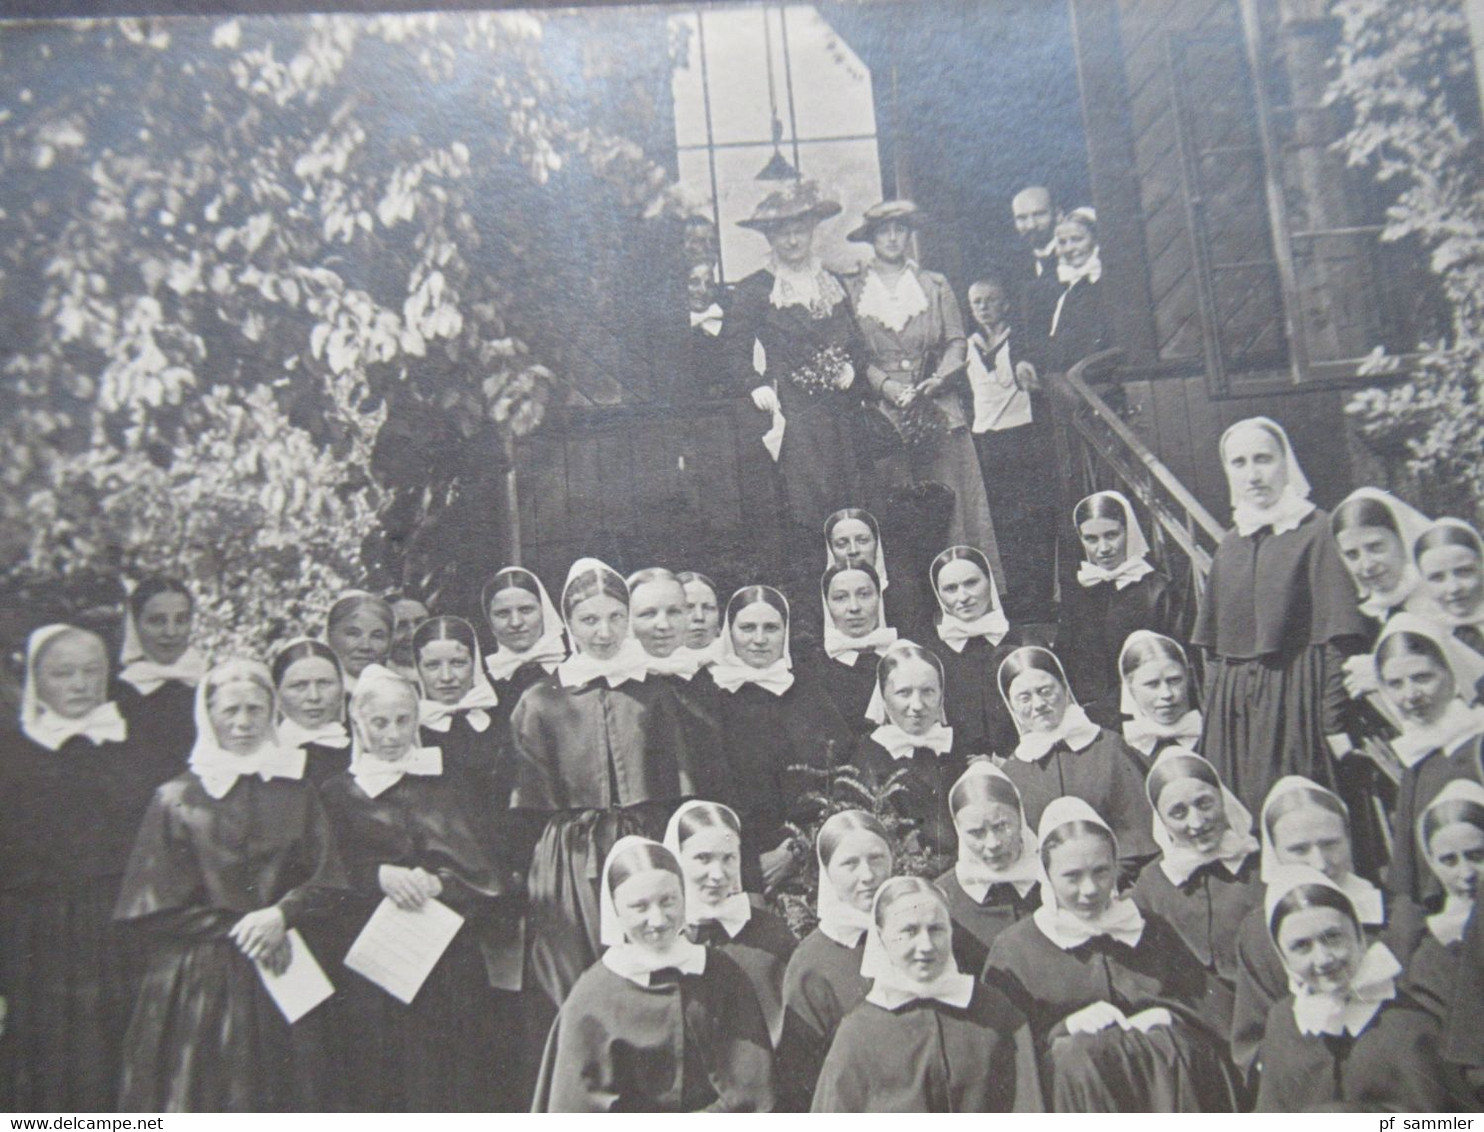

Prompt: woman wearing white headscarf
xmin=1117 ymin=630 xmax=1203 ymax=758
xmin=811 ymin=560 xmax=898 ymax=733
xmin=271 ymin=637 xmax=352 ymax=785
xmin=1332 ymin=487 xmax=1434 ymax=625
xmin=113 ymin=575 xmax=204 ymax=761
xmin=532 ymin=836 xmax=774 ymax=1112
xmin=409 ymin=615 xmax=504 ymax=801
xmin=480 ymin=566 xmax=568 ymax=705
xmin=1 ymin=624 xmax=176 ymax=1111
xmin=113 ymin=658 xmax=347 ymax=1111
xmin=1059 ymin=491 xmax=1178 ymax=723
xmin=984 ymin=797 xmax=1236 ymax=1111
xmin=928 ymin=545 xmax=1022 ymax=757
xmin=1193 ymin=417 xmax=1369 ymax=814
xmin=812 ymin=875 xmax=1042 ymax=1112
xmin=509 ymin=557 xmax=696 ymax=1008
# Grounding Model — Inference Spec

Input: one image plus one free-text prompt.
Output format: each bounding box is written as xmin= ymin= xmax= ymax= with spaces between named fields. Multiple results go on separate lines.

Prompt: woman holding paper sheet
xmin=320 ymin=665 xmax=524 ymax=1111
xmin=113 ymin=658 xmax=348 ymax=1112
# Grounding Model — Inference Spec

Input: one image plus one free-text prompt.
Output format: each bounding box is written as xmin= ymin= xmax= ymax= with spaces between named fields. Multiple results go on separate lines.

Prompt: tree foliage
xmin=1327 ymin=0 xmax=1484 ymax=520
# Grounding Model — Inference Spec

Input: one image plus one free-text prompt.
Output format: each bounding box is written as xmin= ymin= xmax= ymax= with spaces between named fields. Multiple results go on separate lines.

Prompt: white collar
xmin=1391 ymin=699 xmax=1484 ymax=769
xmin=1013 ymin=704 xmax=1100 ymax=763
xmin=1158 ymin=830 xmax=1258 ymax=888
xmin=1032 ymin=895 xmax=1145 ymax=950
xmin=1077 ymin=557 xmax=1156 ymax=591
xmin=1357 ymin=565 xmax=1423 ymax=621
xmin=484 ymin=637 xmax=566 ymax=683
xmin=689 ymin=302 xmax=724 ymax=336
xmin=190 ymin=742 xmax=307 ymax=801
xmin=767 ymin=257 xmax=844 ymax=315
xmin=824 ymin=621 xmax=898 ymax=666
xmin=601 ymin=939 xmax=708 ymax=987
xmin=687 ymin=893 xmax=753 ymax=939
xmin=1290 ymin=943 xmax=1401 ymax=1037
xmin=934 ymin=609 xmax=1010 ymax=653
xmin=710 ymin=657 xmax=794 ymax=696
xmin=23 ymin=700 xmax=128 ymax=752
xmin=871 ymin=721 xmax=954 ymax=759
xmin=855 ymin=261 xmax=930 ymax=334
xmin=418 ymin=678 xmax=499 ymax=733
xmin=349 ymin=745 xmax=443 ymax=799
xmin=1428 ymin=895 xmax=1473 ymax=946
xmin=1123 ymin=708 xmax=1203 ymax=757
xmin=866 ymin=969 xmax=975 ymax=1011
xmin=955 ymin=850 xmax=1039 ymax=901
xmin=1056 ymin=248 xmax=1103 ymax=287
xmin=639 ymin=648 xmax=704 ymax=680
xmin=557 ymin=639 xmax=651 ymax=689
xmin=1233 ymin=487 xmax=1316 ymax=538
xmin=277 ymin=716 xmax=350 ymax=751
xmin=118 ymin=646 xmax=208 ymax=695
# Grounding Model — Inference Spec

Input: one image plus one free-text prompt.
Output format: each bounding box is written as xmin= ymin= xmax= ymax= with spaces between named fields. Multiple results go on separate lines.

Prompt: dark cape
xmin=807 ymin=649 xmax=885 ymax=736
xmin=112 ymin=773 xmax=348 ymax=1112
xmin=113 ymin=677 xmax=197 ymax=766
xmin=935 ymin=866 xmax=1039 ymax=979
xmin=850 ymin=735 xmax=966 ymax=868
xmin=532 ymin=952 xmax=775 ymax=1112
xmin=812 ymin=982 xmax=1044 ymax=1112
xmin=984 ymin=912 xmax=1237 ymax=1112
xmin=1058 ymin=569 xmax=1176 ymax=725
xmin=684 ymin=897 xmax=797 ymax=1049
xmin=298 ymin=739 xmax=353 ymax=786
xmin=319 ymin=770 xmax=523 ymax=1111
xmin=933 ymin=631 xmax=1022 ymax=759
xmin=776 ymin=928 xmax=871 ymax=1111
xmin=0 ymin=726 xmax=181 ymax=1112
xmin=1193 ymin=509 xmax=1369 ymax=814
xmin=1045 ymin=274 xmax=1113 ymax=373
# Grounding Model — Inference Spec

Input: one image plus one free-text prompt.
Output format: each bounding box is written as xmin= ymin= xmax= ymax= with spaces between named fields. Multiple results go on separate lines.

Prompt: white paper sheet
xmin=344 ymin=896 xmax=465 ymax=1005
xmin=257 ymin=928 xmax=335 ymax=1024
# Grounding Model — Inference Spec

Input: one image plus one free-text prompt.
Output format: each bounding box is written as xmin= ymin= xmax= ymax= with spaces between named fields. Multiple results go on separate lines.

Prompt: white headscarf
xmin=860 ymin=878 xmax=975 ymax=1010
xmin=555 ymin=558 xmax=650 ymax=690
xmin=1144 ymin=747 xmax=1258 ymax=886
xmin=1371 ymin=612 xmax=1484 ymax=768
xmin=188 ymin=658 xmax=306 ymax=800
xmin=482 ymin=567 xmax=568 ymax=683
xmin=1032 ymin=796 xmax=1145 ymax=949
xmin=1258 ymin=776 xmax=1384 ymax=925
xmin=271 ymin=637 xmax=350 ymax=750
xmin=823 ymin=509 xmax=890 ymax=590
xmin=998 ymin=646 xmax=1101 ymax=763
xmin=347 ymin=664 xmax=443 ymax=799
xmin=598 ymin=835 xmax=708 ymax=986
xmin=117 ymin=580 xmax=207 ymax=695
xmin=1418 ymin=780 xmax=1484 ymax=946
xmin=1413 ymin=519 xmax=1484 ymax=630
xmin=710 ymin=586 xmax=795 ymax=695
xmin=931 ymin=546 xmax=1010 ymax=652
xmin=662 ymin=800 xmax=752 ymax=938
xmin=1220 ymin=417 xmax=1317 ymax=537
xmin=863 ymin=640 xmax=954 ymax=758
xmin=325 ymin=590 xmax=396 ymax=697
xmin=815 ymin=811 xmax=892 ymax=950
xmin=949 ymin=762 xmax=1039 ymax=900
xmin=20 ymin=624 xmax=127 ymax=751
xmin=412 ymin=617 xmax=500 ymax=733
xmin=1334 ymin=488 xmax=1433 ymax=619
xmin=1118 ymin=631 xmax=1202 ymax=755
xmin=1074 ymin=491 xmax=1156 ymax=591
xmin=1263 ymin=865 xmax=1401 ymax=1037
xmin=821 ymin=565 xmax=898 ymax=666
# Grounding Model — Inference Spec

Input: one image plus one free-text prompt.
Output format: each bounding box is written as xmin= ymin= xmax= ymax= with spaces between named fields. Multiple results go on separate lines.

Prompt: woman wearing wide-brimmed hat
xmin=719 ymin=179 xmax=871 ymax=552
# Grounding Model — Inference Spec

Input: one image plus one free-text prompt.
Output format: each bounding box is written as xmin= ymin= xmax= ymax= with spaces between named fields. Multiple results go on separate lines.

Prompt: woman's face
xmin=35 ymin=632 xmax=108 ymax=720
xmin=353 ymin=686 xmax=419 ymax=762
xmin=878 ymin=892 xmax=952 ymax=985
xmin=629 ymin=579 xmax=688 ymax=659
xmin=1055 ymin=221 xmax=1096 ymax=269
xmin=1427 ymin=821 xmax=1484 ymax=903
xmin=277 ymin=656 xmax=343 ymax=728
xmin=1222 ymin=426 xmax=1289 ymax=512
xmin=871 ymin=220 xmax=912 ymax=265
xmin=679 ymin=826 xmax=742 ymax=909
xmin=1079 ymin=516 xmax=1127 ymax=571
xmin=328 ymin=608 xmax=391 ymax=678
xmin=825 ymin=829 xmax=892 ymax=913
xmin=488 ymin=586 xmax=545 ymax=654
xmin=208 ymin=681 xmax=274 ymax=756
xmin=1276 ymin=906 xmax=1363 ymax=995
xmin=825 ymin=569 xmax=880 ymax=640
xmin=682 ymin=581 xmax=720 ymax=650
xmin=1337 ymin=525 xmax=1407 ymax=598
xmin=730 ymin=600 xmax=786 ymax=669
xmin=765 ymin=217 xmax=817 ymax=270
xmin=955 ymin=800 xmax=1024 ymax=871
xmin=828 ymin=518 xmax=877 ymax=572
xmin=1008 ymin=667 xmax=1068 ymax=733
xmin=882 ymin=657 xmax=943 ymax=737
xmin=1156 ymin=778 xmax=1230 ymax=855
xmin=1127 ymin=657 xmax=1190 ymax=725
xmin=1046 ymin=832 xmax=1117 ymax=920
xmin=568 ymin=593 xmax=629 ymax=661
xmin=1272 ymin=806 xmax=1353 ymax=883
xmin=1419 ymin=544 xmax=1484 ymax=621
xmin=416 ymin=638 xmax=475 ymax=705
xmin=136 ymin=592 xmax=192 ymax=665
xmin=935 ymin=559 xmax=992 ymax=622
xmin=389 ymin=599 xmax=429 ymax=668
xmin=613 ymin=869 xmax=685 ymax=952
xmin=1380 ymin=651 xmax=1455 ymax=729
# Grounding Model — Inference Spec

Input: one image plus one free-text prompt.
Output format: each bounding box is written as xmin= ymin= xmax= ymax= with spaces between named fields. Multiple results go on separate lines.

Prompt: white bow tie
xmin=484 ymin=637 xmax=566 ymax=683
xmin=1033 ymin=897 xmax=1145 ymax=950
xmin=871 ymin=722 xmax=954 ymax=759
xmin=277 ymin=717 xmax=350 ymax=750
xmin=1077 ymin=558 xmax=1155 ymax=591
xmin=955 ymin=854 xmax=1038 ymax=901
xmin=689 ymin=302 xmax=724 ymax=336
xmin=191 ymin=743 xmax=307 ymax=800
xmin=641 ymin=650 xmax=703 ymax=679
xmin=419 ymin=682 xmax=499 ymax=734
xmin=686 ymin=893 xmax=753 ymax=939
xmin=866 ymin=969 xmax=975 ymax=1012
xmin=350 ymin=746 xmax=444 ymax=799
xmin=710 ymin=659 xmax=794 ymax=696
xmin=1014 ymin=705 xmax=1100 ymax=763
xmin=1122 ymin=709 xmax=1203 ymax=757
xmin=24 ymin=701 xmax=128 ymax=752
xmin=557 ymin=642 xmax=651 ymax=689
xmin=1291 ymin=943 xmax=1401 ymax=1037
xmin=935 ymin=610 xmax=1010 ymax=653
xmin=118 ymin=648 xmax=208 ymax=695
xmin=825 ymin=624 xmax=898 ymax=665
xmin=601 ymin=939 xmax=708 ymax=987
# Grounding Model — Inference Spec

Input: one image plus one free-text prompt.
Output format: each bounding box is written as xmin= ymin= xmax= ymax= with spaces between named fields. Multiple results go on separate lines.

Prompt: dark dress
xmin=808 ymin=650 xmax=883 ymax=735
xmin=113 ymin=772 xmax=348 ymax=1112
xmin=935 ymin=867 xmax=1038 ymax=979
xmin=510 ymin=674 xmax=694 ymax=1006
xmin=999 ymin=727 xmax=1159 ymax=865
xmin=718 ymin=267 xmax=869 ymax=535
xmin=1046 ymin=274 xmax=1112 ymax=374
xmin=776 ymin=928 xmax=871 ymax=1111
xmin=1058 ymin=570 xmax=1176 ymax=725
xmin=319 ymin=770 xmax=523 ymax=1111
xmin=533 ymin=953 xmax=775 ymax=1112
xmin=419 ymin=712 xmax=505 ymax=803
xmin=1193 ymin=510 xmax=1369 ymax=814
xmin=934 ymin=631 xmax=1023 ymax=759
xmin=113 ymin=677 xmax=197 ymax=765
xmin=1404 ymin=930 xmax=1460 ymax=1028
xmin=1443 ymin=902 xmax=1484 ymax=1071
xmin=850 ymin=735 xmax=966 ymax=868
xmin=685 ymin=898 xmax=797 ymax=1048
xmin=298 ymin=739 xmax=352 ymax=786
xmin=0 ymin=727 xmax=181 ymax=1112
xmin=985 ymin=912 xmax=1237 ymax=1112
xmin=812 ymin=982 xmax=1044 ymax=1112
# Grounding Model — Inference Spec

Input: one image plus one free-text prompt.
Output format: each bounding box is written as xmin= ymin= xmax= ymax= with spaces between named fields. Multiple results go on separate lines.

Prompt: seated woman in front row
xmin=812 ymin=876 xmax=1043 ymax=1112
xmin=533 ymin=836 xmax=774 ymax=1112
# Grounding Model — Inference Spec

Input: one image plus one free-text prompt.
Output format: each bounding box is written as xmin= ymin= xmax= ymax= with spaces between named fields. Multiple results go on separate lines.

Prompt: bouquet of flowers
xmin=892 ymin=390 xmax=952 ymax=447
xmin=787 ymin=343 xmax=855 ymax=396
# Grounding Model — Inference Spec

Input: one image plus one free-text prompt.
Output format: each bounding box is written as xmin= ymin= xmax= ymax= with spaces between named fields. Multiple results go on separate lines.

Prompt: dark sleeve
xmin=1231 ymin=907 xmax=1285 ymax=1076
xmin=275 ymin=787 xmax=349 ymax=929
xmin=809 ymin=1009 xmax=873 ymax=1113
xmin=509 ymin=685 xmax=560 ymax=810
xmin=1310 ymin=514 xmax=1370 ymax=648
xmin=1443 ymin=902 xmax=1484 ymax=1067
xmin=718 ymin=275 xmax=770 ymax=391
xmin=112 ymin=786 xmax=236 ymax=940
xmin=777 ymin=952 xmax=847 ymax=1110
xmin=1102 ymin=734 xmax=1160 ymax=863
xmin=695 ymin=953 xmax=776 ymax=1112
xmin=543 ymin=995 xmax=621 ymax=1112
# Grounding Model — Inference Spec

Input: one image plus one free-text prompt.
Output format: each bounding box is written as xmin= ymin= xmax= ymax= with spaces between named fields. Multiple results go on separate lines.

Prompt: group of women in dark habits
xmin=6 ymin=411 xmax=1484 ymax=1114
